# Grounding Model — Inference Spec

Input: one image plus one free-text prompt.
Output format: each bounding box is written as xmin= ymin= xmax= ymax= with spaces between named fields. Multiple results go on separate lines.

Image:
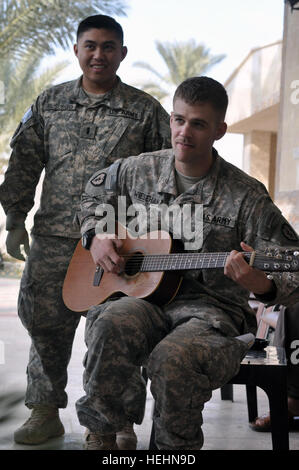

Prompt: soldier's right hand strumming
xmin=90 ymin=235 xmax=124 ymax=274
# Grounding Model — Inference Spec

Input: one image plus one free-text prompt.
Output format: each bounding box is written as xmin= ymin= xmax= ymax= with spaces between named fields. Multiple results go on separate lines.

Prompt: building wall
xmin=243 ymin=131 xmax=277 ymax=199
xmin=225 ymin=41 xmax=282 ymax=132
xmin=224 ymin=41 xmax=282 ymax=199
xmin=275 ymin=4 xmax=299 ymax=231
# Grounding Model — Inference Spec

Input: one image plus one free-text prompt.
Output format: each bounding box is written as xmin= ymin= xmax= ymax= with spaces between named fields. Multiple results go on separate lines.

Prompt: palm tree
xmin=134 ymin=39 xmax=226 ymax=102
xmin=0 ymin=49 xmax=69 ymax=160
xmin=0 ymin=0 xmax=127 ymax=59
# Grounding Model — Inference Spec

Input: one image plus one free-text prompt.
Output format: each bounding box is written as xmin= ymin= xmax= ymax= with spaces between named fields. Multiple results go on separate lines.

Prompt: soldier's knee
xmin=86 ymin=299 xmax=142 ymax=341
xmin=147 ymin=336 xmax=190 ymax=379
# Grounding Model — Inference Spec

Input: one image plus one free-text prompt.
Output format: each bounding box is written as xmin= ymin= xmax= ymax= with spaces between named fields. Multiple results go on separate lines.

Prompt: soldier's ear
xmin=215 ymin=121 xmax=227 ymax=141
xmin=74 ymin=44 xmax=78 ymax=57
xmin=121 ymin=46 xmax=128 ymax=62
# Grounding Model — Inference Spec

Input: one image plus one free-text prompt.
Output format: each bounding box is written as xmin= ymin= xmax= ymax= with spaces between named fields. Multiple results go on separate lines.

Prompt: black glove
xmin=5 ymin=212 xmax=30 ymax=261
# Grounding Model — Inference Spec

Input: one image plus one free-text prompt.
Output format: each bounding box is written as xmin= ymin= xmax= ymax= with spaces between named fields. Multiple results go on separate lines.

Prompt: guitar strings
xmin=120 ymin=253 xmax=284 ymax=262
xmin=120 ymin=253 xmax=275 ymax=261
xmin=117 ymin=252 xmax=290 ymax=271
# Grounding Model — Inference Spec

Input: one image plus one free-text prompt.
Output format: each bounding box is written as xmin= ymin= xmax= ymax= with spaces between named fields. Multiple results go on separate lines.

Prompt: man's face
xmin=170 ymin=98 xmax=227 ymax=170
xmin=74 ymin=28 xmax=127 ymax=93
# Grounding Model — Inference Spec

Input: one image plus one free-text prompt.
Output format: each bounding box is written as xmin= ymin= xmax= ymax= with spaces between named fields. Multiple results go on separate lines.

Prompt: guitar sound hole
xmin=124 ymin=252 xmax=144 ymax=276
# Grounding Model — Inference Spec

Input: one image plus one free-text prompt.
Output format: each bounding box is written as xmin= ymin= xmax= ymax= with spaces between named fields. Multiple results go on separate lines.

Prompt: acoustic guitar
xmin=62 ymin=223 xmax=299 ymax=312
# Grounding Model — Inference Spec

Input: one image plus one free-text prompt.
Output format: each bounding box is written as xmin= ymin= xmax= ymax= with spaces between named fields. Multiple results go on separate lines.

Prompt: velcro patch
xmin=108 ymin=108 xmax=141 ymax=120
xmin=44 ymin=104 xmax=77 ymax=111
xmin=91 ymin=172 xmax=106 ymax=186
xmin=203 ymin=213 xmax=235 ymax=228
xmin=133 ymin=190 xmax=162 ymax=205
xmin=80 ymin=123 xmax=97 ymax=139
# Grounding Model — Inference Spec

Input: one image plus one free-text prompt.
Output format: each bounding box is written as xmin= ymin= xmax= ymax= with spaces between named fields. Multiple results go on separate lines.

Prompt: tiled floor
xmin=1 ymin=277 xmax=299 ymax=451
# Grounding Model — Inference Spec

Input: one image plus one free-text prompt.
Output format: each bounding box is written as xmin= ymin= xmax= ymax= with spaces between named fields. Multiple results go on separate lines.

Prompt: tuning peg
xmin=267 ymin=274 xmax=274 ymax=280
xmin=294 ymin=251 xmax=299 ymax=257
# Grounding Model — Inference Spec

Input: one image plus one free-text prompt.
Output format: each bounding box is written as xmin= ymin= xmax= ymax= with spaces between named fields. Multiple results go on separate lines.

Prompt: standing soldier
xmin=0 ymin=15 xmax=170 ymax=448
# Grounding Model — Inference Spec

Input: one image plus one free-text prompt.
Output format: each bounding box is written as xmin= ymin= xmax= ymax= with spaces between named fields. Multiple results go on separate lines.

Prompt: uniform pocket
xmin=72 ymin=212 xmax=80 ymax=231
xmin=48 ymin=124 xmax=73 ymax=158
xmin=18 ymin=278 xmax=35 ymax=333
xmin=44 ymin=108 xmax=76 ymax=169
xmin=100 ymin=119 xmax=130 ymax=163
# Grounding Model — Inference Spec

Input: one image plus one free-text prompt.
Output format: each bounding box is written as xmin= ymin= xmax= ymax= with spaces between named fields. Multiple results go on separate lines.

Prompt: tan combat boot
xmin=84 ymin=429 xmax=118 ymax=450
xmin=14 ymin=404 xmax=65 ymax=445
xmin=116 ymin=422 xmax=137 ymax=450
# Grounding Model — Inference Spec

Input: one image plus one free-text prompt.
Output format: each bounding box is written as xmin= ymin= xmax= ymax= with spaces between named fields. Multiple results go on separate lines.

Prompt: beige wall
xmin=243 ymin=131 xmax=277 ymax=198
xmin=275 ymin=4 xmax=299 ymax=230
xmin=225 ymin=41 xmax=282 ymax=133
xmin=224 ymin=41 xmax=282 ymax=197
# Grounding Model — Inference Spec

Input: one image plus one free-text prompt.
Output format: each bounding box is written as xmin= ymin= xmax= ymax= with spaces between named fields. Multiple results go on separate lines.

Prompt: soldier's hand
xmin=224 ymin=241 xmax=273 ymax=295
xmin=90 ymin=235 xmax=124 ymax=274
xmin=6 ymin=228 xmax=30 ymax=261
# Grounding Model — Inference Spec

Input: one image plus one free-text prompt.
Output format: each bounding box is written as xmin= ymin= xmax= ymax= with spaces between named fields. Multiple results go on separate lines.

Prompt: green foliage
xmin=0 ymin=0 xmax=127 ymax=59
xmin=0 ymin=50 xmax=68 ymax=156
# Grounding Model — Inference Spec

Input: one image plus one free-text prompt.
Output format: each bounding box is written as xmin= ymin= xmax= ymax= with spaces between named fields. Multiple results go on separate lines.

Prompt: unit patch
xmin=282 ymin=223 xmax=298 ymax=241
xmin=91 ymin=172 xmax=106 ymax=186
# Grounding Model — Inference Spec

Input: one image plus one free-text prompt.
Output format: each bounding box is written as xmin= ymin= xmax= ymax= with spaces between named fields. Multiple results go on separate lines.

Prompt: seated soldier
xmin=76 ymin=76 xmax=299 ymax=450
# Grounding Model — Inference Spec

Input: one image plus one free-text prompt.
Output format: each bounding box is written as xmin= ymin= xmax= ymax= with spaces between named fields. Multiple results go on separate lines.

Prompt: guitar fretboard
xmin=128 ymin=252 xmax=252 ymax=272
xmin=121 ymin=251 xmax=298 ymax=273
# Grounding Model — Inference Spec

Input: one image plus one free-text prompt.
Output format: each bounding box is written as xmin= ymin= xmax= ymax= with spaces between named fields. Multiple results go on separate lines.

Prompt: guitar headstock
xmin=252 ymin=249 xmax=299 ymax=272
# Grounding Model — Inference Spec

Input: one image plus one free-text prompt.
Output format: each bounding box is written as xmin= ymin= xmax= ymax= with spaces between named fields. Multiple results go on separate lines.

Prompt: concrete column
xmin=275 ymin=4 xmax=299 ymax=231
xmin=243 ymin=130 xmax=277 ymax=198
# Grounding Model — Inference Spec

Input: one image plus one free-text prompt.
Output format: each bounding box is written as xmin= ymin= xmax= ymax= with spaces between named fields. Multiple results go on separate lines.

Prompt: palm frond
xmin=0 ymin=0 xmax=127 ymax=60
xmin=133 ymin=61 xmax=166 ymax=83
xmin=133 ymin=38 xmax=226 ymax=101
xmin=0 ymin=51 xmax=69 ymax=156
xmin=134 ymin=81 xmax=169 ymax=102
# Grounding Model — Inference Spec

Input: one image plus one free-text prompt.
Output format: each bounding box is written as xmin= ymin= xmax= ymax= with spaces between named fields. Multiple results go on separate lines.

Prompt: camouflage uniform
xmin=0 ymin=77 xmax=171 ymax=409
xmin=76 ymin=148 xmax=299 ymax=449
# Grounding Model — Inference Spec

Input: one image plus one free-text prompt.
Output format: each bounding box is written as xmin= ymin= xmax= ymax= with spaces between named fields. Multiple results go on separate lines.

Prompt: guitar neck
xmin=139 ymin=252 xmax=250 ymax=272
xmin=124 ymin=251 xmax=297 ymax=273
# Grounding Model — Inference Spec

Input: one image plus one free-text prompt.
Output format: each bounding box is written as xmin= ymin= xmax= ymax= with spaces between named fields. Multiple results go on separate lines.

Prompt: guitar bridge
xmin=93 ymin=266 xmax=104 ymax=286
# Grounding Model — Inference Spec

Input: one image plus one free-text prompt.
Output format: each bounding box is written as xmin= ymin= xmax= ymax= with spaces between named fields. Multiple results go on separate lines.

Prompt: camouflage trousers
xmin=18 ymin=235 xmax=81 ymax=408
xmin=76 ymin=297 xmax=249 ymax=450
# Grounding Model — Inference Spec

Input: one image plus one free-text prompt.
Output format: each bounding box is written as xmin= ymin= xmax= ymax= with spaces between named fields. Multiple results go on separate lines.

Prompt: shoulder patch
xmin=10 ymin=106 xmax=34 ymax=148
xmin=91 ymin=172 xmax=106 ymax=186
xmin=282 ymin=223 xmax=298 ymax=242
xmin=105 ymin=160 xmax=122 ymax=193
xmin=21 ymin=107 xmax=33 ymax=123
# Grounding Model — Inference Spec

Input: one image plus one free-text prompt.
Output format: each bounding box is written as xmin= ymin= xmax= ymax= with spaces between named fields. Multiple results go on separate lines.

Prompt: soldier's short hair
xmin=173 ymin=76 xmax=228 ymax=120
xmin=77 ymin=15 xmax=124 ymax=44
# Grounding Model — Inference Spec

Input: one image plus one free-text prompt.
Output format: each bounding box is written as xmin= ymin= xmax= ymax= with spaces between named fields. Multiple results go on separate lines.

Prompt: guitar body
xmin=62 ymin=225 xmax=183 ymax=312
